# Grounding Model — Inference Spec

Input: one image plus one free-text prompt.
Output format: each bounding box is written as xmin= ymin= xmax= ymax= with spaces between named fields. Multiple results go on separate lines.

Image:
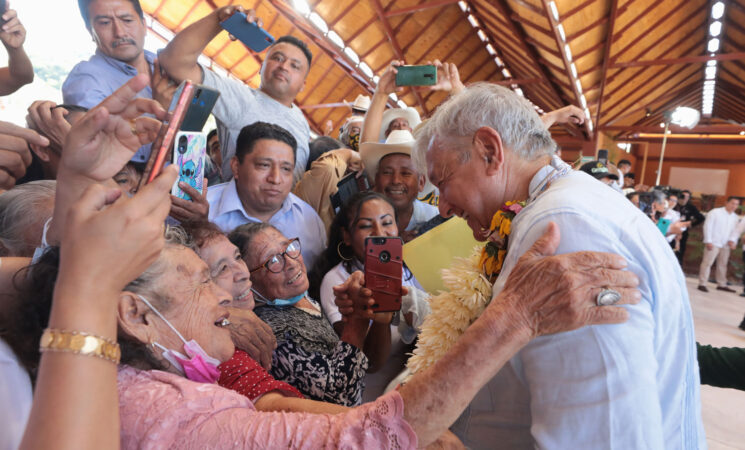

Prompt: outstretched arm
xmin=541 ymin=105 xmax=585 ymax=129
xmin=0 ymin=8 xmax=33 ymax=96
xmin=159 ymin=6 xmax=258 ymax=84
xmin=360 ymin=62 xmax=402 ymax=144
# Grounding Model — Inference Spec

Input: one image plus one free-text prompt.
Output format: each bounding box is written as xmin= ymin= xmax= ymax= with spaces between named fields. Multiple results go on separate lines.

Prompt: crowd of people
xmin=0 ymin=1 xmax=743 ymax=449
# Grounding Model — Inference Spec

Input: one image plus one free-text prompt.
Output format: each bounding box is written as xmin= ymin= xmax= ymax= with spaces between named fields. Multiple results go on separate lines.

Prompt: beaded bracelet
xmin=39 ymin=328 xmax=121 ymax=364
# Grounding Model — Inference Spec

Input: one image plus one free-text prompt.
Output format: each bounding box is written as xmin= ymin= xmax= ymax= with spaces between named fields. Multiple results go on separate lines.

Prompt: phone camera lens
xmin=379 ymin=251 xmax=390 ymax=263
xmin=177 ymin=136 xmax=188 ymax=154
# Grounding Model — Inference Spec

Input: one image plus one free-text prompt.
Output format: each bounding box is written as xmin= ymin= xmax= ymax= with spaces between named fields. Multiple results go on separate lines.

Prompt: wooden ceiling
xmin=140 ymin=0 xmax=745 ymax=142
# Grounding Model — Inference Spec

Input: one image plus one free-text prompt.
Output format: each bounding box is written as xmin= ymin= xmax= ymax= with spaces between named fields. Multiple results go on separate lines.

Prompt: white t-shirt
xmin=319 ymin=261 xmax=428 ymax=402
xmin=0 ymin=338 xmax=32 ymax=450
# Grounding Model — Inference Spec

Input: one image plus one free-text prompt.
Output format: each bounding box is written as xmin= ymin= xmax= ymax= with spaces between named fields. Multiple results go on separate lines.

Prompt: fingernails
xmin=630 ymin=290 xmax=642 ymax=302
xmin=615 ymin=257 xmax=628 ymax=268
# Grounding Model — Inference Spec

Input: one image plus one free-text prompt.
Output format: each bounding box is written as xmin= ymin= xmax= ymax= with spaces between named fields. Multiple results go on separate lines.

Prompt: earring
xmin=337 ymin=242 xmax=353 ymax=261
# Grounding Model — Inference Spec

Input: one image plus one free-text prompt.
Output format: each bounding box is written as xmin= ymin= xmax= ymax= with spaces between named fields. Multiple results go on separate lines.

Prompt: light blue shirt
xmin=62 ymin=49 xmax=156 ymax=163
xmin=452 ymin=161 xmax=705 ymax=449
xmin=206 ymin=179 xmax=327 ymax=271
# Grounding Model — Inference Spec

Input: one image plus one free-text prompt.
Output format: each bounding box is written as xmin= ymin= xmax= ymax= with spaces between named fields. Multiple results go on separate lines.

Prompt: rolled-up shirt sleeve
xmin=62 ymin=72 xmax=110 ymax=109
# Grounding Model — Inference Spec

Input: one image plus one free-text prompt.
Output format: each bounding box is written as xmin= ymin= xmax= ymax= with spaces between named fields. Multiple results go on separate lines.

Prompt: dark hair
xmin=235 ymin=122 xmax=297 ymax=163
xmin=78 ymin=0 xmax=144 ymax=29
xmin=228 ymin=222 xmax=276 ymax=261
xmin=681 ymin=189 xmax=691 ymax=196
xmin=727 ymin=196 xmax=740 ymax=203
xmin=625 ymin=172 xmax=635 ymax=180
xmin=618 ymin=159 xmax=631 ymax=167
xmin=309 ymin=191 xmax=399 ymax=300
xmin=307 ymin=136 xmax=344 ymax=170
xmin=207 ymin=129 xmax=218 ymax=142
xmin=272 ymin=35 xmax=313 ymax=68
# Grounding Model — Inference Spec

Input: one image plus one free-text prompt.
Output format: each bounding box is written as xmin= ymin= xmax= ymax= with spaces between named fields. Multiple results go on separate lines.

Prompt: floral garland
xmin=407 ymin=201 xmax=524 ymax=376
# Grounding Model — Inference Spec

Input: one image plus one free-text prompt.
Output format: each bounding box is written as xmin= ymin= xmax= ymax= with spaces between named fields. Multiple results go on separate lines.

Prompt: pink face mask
xmin=138 ymin=295 xmax=224 ymax=384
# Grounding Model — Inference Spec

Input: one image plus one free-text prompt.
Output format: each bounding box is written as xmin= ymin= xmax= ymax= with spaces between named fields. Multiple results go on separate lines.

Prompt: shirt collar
xmin=216 ymin=179 xmax=295 ymax=222
xmin=95 ymin=48 xmax=156 ymax=75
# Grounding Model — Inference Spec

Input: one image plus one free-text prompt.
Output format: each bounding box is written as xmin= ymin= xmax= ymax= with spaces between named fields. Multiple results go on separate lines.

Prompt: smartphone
xmin=141 ymin=80 xmax=195 ymax=186
xmin=0 ymin=0 xmax=6 ymax=25
xmin=180 ymin=85 xmax=220 ymax=132
xmin=364 ymin=236 xmax=403 ymax=313
xmin=395 ymin=65 xmax=437 ymax=86
xmin=330 ymin=171 xmax=370 ymax=213
xmin=171 ymin=131 xmax=206 ymax=201
xmin=598 ymin=149 xmax=608 ymax=166
xmin=657 ymin=217 xmax=672 ymax=235
xmin=220 ymin=11 xmax=275 ymax=53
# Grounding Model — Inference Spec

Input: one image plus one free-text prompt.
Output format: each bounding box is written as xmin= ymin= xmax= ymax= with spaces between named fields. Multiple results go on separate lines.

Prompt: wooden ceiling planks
xmin=141 ymin=0 xmax=745 ymax=140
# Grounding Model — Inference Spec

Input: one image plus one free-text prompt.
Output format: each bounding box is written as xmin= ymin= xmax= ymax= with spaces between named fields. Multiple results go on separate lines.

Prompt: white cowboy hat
xmin=350 ymin=94 xmax=371 ymax=113
xmin=360 ymin=129 xmax=434 ymax=194
xmin=379 ymin=107 xmax=421 ymax=142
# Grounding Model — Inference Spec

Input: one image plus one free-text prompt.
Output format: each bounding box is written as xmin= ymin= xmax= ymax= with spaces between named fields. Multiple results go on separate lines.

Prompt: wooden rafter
xmin=369 ymin=0 xmax=429 ymax=114
xmin=593 ymin=0 xmax=620 ymax=130
xmin=384 ymin=0 xmax=460 ymax=17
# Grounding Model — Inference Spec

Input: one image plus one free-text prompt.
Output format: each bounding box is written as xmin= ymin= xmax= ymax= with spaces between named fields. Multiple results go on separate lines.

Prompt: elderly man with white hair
xmin=412 ymin=83 xmax=705 ymax=449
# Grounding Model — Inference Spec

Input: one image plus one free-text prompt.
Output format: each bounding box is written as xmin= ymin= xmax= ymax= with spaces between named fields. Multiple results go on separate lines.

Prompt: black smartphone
xmin=180 ymin=84 xmax=220 ymax=132
xmin=364 ymin=236 xmax=403 ymax=313
xmin=330 ymin=171 xmax=370 ymax=213
xmin=220 ymin=11 xmax=275 ymax=53
xmin=0 ymin=0 xmax=7 ymax=25
xmin=395 ymin=65 xmax=437 ymax=86
xmin=598 ymin=149 xmax=608 ymax=165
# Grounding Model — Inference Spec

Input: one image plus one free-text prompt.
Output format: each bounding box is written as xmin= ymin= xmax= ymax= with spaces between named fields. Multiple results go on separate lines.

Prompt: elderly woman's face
xmin=246 ymin=228 xmax=309 ymax=301
xmin=198 ymin=235 xmax=255 ymax=310
xmin=148 ymin=247 xmax=235 ymax=363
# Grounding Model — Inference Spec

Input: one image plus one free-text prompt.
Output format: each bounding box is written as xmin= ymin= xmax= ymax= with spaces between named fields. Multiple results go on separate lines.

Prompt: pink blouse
xmin=118 ymin=365 xmax=417 ymax=449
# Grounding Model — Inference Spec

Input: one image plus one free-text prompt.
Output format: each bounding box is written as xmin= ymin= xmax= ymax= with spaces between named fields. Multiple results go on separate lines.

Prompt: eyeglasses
xmin=250 ymin=238 xmax=301 ymax=273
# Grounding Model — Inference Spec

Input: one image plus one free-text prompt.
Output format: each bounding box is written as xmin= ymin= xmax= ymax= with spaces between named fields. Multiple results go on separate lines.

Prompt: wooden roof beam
xmin=591 ymin=0 xmax=619 ymax=131
xmin=384 ymin=0 xmax=460 ymax=17
xmin=317 ymin=83 xmax=358 ymax=126
xmin=412 ymin=15 xmax=463 ymax=62
xmin=509 ymin=13 xmax=555 ymax=41
xmin=327 ymin=0 xmax=361 ymax=26
xmin=540 ymin=0 xmax=592 ymax=139
xmin=369 ymin=0 xmax=429 ymax=115
xmin=610 ymin=51 xmax=745 ymax=69
xmin=602 ymin=64 xmax=701 ymax=121
xmin=562 ymin=0 xmax=596 ymax=22
xmin=601 ymin=124 xmax=745 ymax=133
xmin=565 ymin=16 xmax=609 ymax=42
xmin=401 ymin=10 xmax=444 ymax=54
xmin=472 ymin=0 xmax=576 ymax=137
xmin=611 ymin=0 xmax=664 ymax=43
xmin=611 ymin=4 xmax=705 ymax=64
xmin=603 ymin=75 xmax=701 ymax=126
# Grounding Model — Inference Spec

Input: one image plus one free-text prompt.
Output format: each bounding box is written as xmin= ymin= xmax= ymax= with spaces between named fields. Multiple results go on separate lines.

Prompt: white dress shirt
xmin=406 ymin=200 xmax=439 ymax=231
xmin=728 ymin=215 xmax=745 ymax=250
xmin=663 ymin=208 xmax=682 ymax=242
xmin=703 ymin=207 xmax=739 ymax=248
xmin=451 ymin=160 xmax=705 ymax=449
xmin=207 ymin=179 xmax=327 ymax=270
xmin=0 ymin=338 xmax=32 ymax=450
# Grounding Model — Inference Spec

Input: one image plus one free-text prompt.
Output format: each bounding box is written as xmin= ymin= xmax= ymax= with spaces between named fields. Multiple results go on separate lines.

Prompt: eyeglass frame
xmin=249 ymin=237 xmax=302 ymax=273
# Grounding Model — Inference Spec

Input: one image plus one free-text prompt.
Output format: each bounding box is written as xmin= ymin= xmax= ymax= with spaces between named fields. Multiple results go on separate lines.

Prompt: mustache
xmin=112 ymin=38 xmax=136 ymax=48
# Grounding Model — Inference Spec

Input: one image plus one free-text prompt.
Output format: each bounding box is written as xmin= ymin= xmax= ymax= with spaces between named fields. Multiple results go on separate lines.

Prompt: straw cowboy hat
xmin=360 ymin=129 xmax=434 ymax=194
xmin=350 ymin=94 xmax=371 ymax=114
xmin=379 ymin=107 xmax=421 ymax=142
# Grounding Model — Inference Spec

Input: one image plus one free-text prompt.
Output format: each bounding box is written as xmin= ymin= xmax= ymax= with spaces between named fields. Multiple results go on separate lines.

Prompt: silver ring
xmin=596 ymin=289 xmax=621 ymax=306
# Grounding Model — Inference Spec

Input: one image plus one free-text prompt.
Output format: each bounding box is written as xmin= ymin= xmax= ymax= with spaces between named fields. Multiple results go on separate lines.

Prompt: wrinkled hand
xmin=58 ymin=166 xmax=178 ymax=295
xmin=323 ymin=119 xmax=334 ymax=136
xmin=329 ymin=148 xmax=362 ymax=172
xmin=541 ymin=105 xmax=585 ymax=129
xmin=170 ymin=179 xmax=209 ymax=223
xmin=26 ymin=100 xmax=70 ymax=149
xmin=0 ymin=120 xmax=44 ymax=189
xmin=62 ymin=74 xmax=166 ymax=182
xmin=333 ymin=271 xmax=405 ymax=323
xmin=376 ymin=60 xmax=404 ymax=96
xmin=226 ymin=307 xmax=277 ymax=370
xmin=493 ymin=222 xmax=641 ymax=339
xmin=0 ymin=9 xmax=26 ymax=49
xmin=151 ymin=59 xmax=178 ymax=110
xmin=427 ymin=60 xmax=464 ymax=94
